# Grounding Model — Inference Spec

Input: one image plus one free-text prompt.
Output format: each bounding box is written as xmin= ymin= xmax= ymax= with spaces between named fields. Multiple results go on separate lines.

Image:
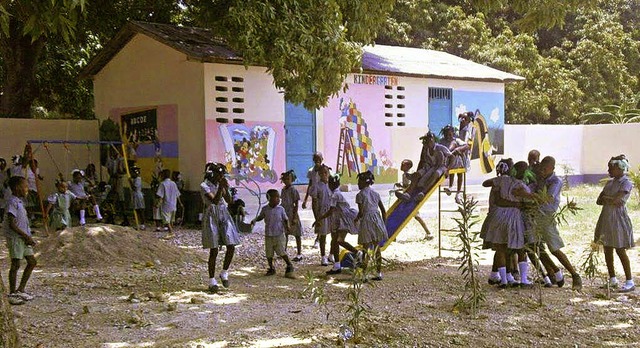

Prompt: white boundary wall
xmin=504 ymin=124 xmax=640 ymax=176
xmin=0 ymin=119 xmax=101 ymax=193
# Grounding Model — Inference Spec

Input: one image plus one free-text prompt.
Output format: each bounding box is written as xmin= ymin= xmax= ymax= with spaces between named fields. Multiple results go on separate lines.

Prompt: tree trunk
xmin=0 ymin=18 xmax=45 ymax=118
xmin=0 ymin=271 xmax=20 ymax=348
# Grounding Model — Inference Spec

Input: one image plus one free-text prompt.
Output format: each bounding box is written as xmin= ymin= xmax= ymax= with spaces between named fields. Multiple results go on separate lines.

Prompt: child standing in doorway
xmin=594 ymin=155 xmax=635 ymax=292
xmin=280 ymin=170 xmax=303 ymax=261
xmin=355 ymin=170 xmax=387 ymax=281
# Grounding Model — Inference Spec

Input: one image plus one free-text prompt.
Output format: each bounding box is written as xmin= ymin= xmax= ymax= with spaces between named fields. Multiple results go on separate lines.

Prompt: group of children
xmin=480 ymin=150 xmax=635 ymax=292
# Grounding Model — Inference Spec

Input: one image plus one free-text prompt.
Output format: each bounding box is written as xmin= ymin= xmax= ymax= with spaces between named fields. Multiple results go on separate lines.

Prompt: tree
xmin=0 ymin=0 xmax=86 ymax=118
xmin=0 ymin=271 xmax=19 ymax=348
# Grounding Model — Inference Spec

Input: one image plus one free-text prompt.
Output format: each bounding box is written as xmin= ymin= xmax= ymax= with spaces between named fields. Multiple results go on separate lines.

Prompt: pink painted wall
xmin=206 ymin=120 xmax=286 ymax=187
xmin=322 ymin=84 xmax=397 ymax=183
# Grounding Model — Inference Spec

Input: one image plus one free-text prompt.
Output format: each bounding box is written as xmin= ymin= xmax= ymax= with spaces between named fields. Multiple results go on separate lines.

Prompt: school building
xmin=81 ymin=21 xmax=524 ymax=191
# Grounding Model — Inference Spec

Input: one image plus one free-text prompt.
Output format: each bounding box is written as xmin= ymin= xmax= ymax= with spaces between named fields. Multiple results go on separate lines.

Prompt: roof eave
xmin=359 ymin=69 xmax=525 ymax=83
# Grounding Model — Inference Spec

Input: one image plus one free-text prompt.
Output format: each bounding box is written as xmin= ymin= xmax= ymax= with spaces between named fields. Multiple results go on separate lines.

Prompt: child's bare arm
xmin=313 ymin=207 xmax=335 ymax=226
xmin=355 ymin=203 xmax=363 ymax=222
xmin=482 ymin=178 xmax=496 ymax=187
xmin=302 ymin=183 xmax=312 ymax=209
xmin=378 ymin=200 xmax=387 ymax=224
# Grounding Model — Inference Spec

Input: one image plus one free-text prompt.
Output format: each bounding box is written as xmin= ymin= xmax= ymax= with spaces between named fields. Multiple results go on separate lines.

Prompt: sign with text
xmin=121 ymin=109 xmax=158 ymax=143
xmin=353 ymin=74 xmax=399 ymax=86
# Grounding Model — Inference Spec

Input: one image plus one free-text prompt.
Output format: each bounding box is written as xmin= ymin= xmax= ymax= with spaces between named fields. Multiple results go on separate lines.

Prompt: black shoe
xmin=265 ymin=268 xmax=276 ymax=276
xmin=371 ymin=275 xmax=383 ymax=281
xmin=519 ymin=282 xmax=534 ymax=289
xmin=488 ymin=278 xmax=501 ymax=285
xmin=326 ymin=268 xmax=342 ymax=275
xmin=556 ymin=277 xmax=565 ymax=288
xmin=498 ymin=283 xmax=508 ymax=289
xmin=285 ymin=265 xmax=295 ymax=279
xmin=219 ymin=276 xmax=230 ymax=288
xmin=208 ymin=284 xmax=219 ymax=294
xmin=572 ymin=274 xmax=582 ymax=290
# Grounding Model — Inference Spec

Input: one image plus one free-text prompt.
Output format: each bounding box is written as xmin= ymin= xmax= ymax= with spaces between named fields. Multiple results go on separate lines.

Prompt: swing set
xmin=24 ymin=140 xmax=126 ymax=233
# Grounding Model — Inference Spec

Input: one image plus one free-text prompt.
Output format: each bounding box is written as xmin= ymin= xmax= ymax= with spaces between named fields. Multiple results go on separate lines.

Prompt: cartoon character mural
xmin=219 ymin=124 xmax=278 ymax=183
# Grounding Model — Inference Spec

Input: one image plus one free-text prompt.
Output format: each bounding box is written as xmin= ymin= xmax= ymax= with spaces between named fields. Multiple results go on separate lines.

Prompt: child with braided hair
xmin=313 ymin=173 xmax=359 ymax=274
xmin=201 ymin=162 xmax=240 ymax=293
xmin=439 ymin=124 xmax=469 ymax=203
xmin=280 ymin=170 xmax=303 ymax=261
xmin=355 ymin=170 xmax=387 ymax=281
xmin=595 ymin=155 xmax=635 ymax=292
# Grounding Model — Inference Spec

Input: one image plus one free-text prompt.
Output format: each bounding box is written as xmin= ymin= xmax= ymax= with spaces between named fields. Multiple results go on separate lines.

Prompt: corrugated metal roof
xmin=82 ymin=21 xmax=524 ymax=83
xmin=362 ymin=44 xmax=524 ymax=82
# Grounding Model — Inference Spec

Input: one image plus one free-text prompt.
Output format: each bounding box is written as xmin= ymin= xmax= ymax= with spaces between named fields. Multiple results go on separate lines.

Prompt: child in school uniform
xmin=483 ymin=159 xmax=533 ymax=288
xmin=68 ymin=169 xmax=103 ymax=225
xmin=355 ymin=170 xmax=387 ymax=281
xmin=156 ymin=169 xmax=182 ymax=238
xmin=302 ymin=152 xmax=326 ymax=249
xmin=0 ymin=158 xmax=7 ymax=222
xmin=280 ymin=170 xmax=303 ymax=261
xmin=439 ymin=125 xmax=469 ymax=204
xmin=46 ymin=180 xmax=76 ymax=231
xmin=201 ymin=162 xmax=240 ymax=293
xmin=394 ymin=159 xmax=433 ymax=240
xmin=4 ymin=176 xmax=37 ymax=304
xmin=313 ymin=173 xmax=359 ymax=274
xmin=251 ymin=189 xmax=295 ymax=278
xmin=534 ymin=156 xmax=582 ymax=290
xmin=310 ymin=164 xmax=332 ymax=265
xmin=396 ymin=132 xmax=452 ymax=202
xmin=130 ymin=166 xmax=146 ymax=230
xmin=594 ymin=155 xmax=635 ymax=292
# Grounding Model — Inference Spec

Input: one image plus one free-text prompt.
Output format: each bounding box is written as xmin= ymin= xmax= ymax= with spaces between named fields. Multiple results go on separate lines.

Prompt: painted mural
xmin=110 ymin=105 xmax=179 ymax=186
xmin=219 ymin=124 xmax=278 ymax=183
xmin=453 ymin=90 xmax=505 ymax=155
xmin=324 ymin=84 xmax=398 ymax=184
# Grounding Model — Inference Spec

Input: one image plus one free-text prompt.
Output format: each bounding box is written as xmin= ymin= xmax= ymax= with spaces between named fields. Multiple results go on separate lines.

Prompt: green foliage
xmin=302 ymin=271 xmax=330 ymax=320
xmin=627 ymin=166 xmax=640 ymax=204
xmin=452 ymin=195 xmax=484 ymax=316
xmin=580 ymin=240 xmax=610 ymax=298
xmin=582 ymin=95 xmax=640 ymax=124
xmin=345 ymin=249 xmax=378 ymax=342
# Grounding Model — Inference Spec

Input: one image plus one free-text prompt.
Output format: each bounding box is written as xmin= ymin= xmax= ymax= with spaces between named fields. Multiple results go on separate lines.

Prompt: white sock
xmin=555 ymin=270 xmax=564 ymax=282
xmin=94 ymin=205 xmax=103 ymax=220
xmin=543 ymin=276 xmax=552 ymax=285
xmin=220 ymin=270 xmax=229 ymax=280
xmin=625 ymin=279 xmax=634 ymax=286
xmin=333 ymin=262 xmax=341 ymax=270
xmin=80 ymin=210 xmax=86 ymax=224
xmin=506 ymin=272 xmax=516 ymax=283
xmin=518 ymin=261 xmax=531 ymax=284
xmin=209 ymin=277 xmax=218 ymax=286
xmin=498 ymin=267 xmax=507 ymax=285
xmin=610 ymin=276 xmax=618 ymax=284
xmin=490 ymin=271 xmax=501 ymax=281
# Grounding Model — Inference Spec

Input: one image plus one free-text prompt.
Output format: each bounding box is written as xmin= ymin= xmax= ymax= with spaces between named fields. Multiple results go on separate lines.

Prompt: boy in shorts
xmin=251 ymin=189 xmax=295 ymax=278
xmin=4 ymin=176 xmax=37 ymax=305
xmin=156 ymin=169 xmax=182 ymax=239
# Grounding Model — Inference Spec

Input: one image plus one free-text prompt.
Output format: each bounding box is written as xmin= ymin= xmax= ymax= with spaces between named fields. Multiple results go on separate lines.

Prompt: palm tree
xmin=582 ymin=95 xmax=640 ymax=124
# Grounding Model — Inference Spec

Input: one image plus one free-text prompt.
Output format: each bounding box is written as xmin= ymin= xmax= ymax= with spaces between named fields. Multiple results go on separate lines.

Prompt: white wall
xmin=504 ymin=123 xmax=640 ymax=176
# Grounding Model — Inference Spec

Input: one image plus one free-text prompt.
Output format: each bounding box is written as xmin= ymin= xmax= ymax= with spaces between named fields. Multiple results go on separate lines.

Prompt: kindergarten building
xmin=82 ymin=21 xmax=523 ymax=190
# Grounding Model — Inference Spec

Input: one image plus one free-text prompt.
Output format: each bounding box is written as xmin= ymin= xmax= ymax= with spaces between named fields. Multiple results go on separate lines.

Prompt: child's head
xmin=357 ymin=170 xmax=375 ymax=189
xmin=328 ymin=173 xmax=341 ymax=191
xmin=608 ymin=154 xmax=629 ymax=178
xmin=266 ymin=189 xmax=280 ymax=206
xmin=318 ymin=165 xmax=330 ymax=183
xmin=527 ymin=149 xmax=540 ymax=166
xmin=160 ymin=169 xmax=171 ymax=180
xmin=458 ymin=111 xmax=475 ymax=127
xmin=280 ymin=170 xmax=297 ymax=186
xmin=56 ymin=180 xmax=68 ymax=193
xmin=400 ymin=159 xmax=413 ymax=173
xmin=205 ymin=162 xmax=227 ymax=182
xmin=419 ymin=131 xmax=436 ymax=147
xmin=495 ymin=158 xmax=514 ymax=176
xmin=440 ymin=125 xmax=455 ymax=140
xmin=72 ymin=169 xmax=84 ymax=183
xmin=131 ymin=166 xmax=141 ymax=178
xmin=85 ymin=163 xmax=96 ymax=177
xmin=513 ymin=161 xmax=528 ymax=180
xmin=539 ymin=156 xmax=556 ymax=179
xmin=0 ymin=158 xmax=6 ymax=170
xmin=8 ymin=176 xmax=28 ymax=197
xmin=171 ymin=171 xmax=182 ymax=182
xmin=312 ymin=152 xmax=324 ymax=166
xmin=11 ymin=154 xmax=22 ymax=166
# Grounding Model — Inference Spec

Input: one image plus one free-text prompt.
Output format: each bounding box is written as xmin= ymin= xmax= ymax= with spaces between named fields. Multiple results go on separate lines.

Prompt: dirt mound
xmin=36 ymin=225 xmax=201 ymax=268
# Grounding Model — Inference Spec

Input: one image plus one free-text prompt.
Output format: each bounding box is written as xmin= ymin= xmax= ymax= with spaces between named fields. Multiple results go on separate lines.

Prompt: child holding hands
xmin=280 ymin=170 xmax=303 ymax=261
xmin=251 ymin=189 xmax=295 ymax=278
xmin=594 ymin=155 xmax=635 ymax=292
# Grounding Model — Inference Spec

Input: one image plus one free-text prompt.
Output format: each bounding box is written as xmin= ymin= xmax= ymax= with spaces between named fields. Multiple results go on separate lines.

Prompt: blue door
xmin=428 ymin=87 xmax=453 ymax=136
xmin=285 ymin=103 xmax=316 ymax=184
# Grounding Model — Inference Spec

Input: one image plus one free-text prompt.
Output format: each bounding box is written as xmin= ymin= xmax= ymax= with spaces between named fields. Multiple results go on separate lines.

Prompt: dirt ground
xmin=2 ymin=187 xmax=640 ymax=347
